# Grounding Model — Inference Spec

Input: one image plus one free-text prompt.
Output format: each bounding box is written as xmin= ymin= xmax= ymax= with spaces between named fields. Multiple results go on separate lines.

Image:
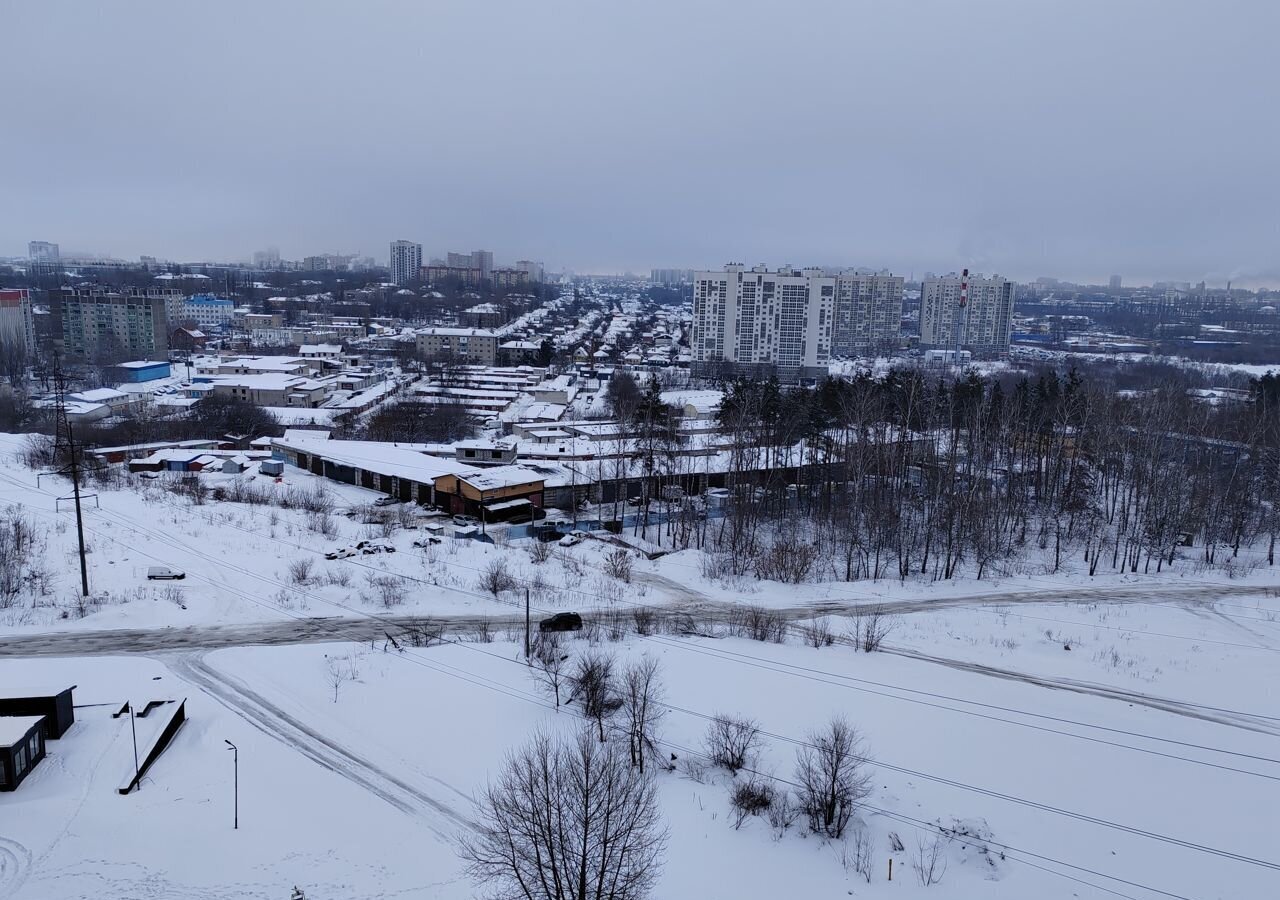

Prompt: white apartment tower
xmin=692 ymin=265 xmax=834 ymax=380
xmin=389 ymin=240 xmax=423 ymax=286
xmin=920 ymin=272 xmax=1015 ymax=356
xmin=833 ymin=272 xmax=905 ymax=356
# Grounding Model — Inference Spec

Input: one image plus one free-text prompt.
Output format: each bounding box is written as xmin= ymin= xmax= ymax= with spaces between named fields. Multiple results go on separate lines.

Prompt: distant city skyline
xmin=4 ymin=2 xmax=1278 ymax=289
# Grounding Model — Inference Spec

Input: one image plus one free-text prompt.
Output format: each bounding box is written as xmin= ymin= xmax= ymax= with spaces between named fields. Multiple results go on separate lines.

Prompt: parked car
xmin=539 ymin=612 xmax=584 ymax=633
xmin=325 ymin=548 xmax=357 ymax=560
xmin=453 ymin=514 xmax=478 ymax=526
xmin=412 ymin=537 xmax=442 ymax=548
xmin=146 ymin=567 xmax=185 ymax=580
xmin=558 ymin=533 xmax=582 ymax=547
xmin=373 ymin=496 xmax=401 ymax=507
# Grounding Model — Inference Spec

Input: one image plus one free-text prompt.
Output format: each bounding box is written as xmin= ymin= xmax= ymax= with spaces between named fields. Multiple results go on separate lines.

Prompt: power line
xmin=12 ymin=472 xmax=1279 ymax=881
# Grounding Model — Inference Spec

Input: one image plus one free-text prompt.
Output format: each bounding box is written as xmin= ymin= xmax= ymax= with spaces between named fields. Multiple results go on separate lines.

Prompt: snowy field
xmin=1 ymin=436 xmax=1279 ymax=899
xmin=1 ymin=598 xmax=1277 ymax=898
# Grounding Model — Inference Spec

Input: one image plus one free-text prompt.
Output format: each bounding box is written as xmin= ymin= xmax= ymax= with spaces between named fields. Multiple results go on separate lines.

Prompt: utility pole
xmin=52 ymin=356 xmax=90 ymax=597
xmin=224 ymin=739 xmax=238 ymax=829
xmin=524 ymin=588 xmax=531 ymax=663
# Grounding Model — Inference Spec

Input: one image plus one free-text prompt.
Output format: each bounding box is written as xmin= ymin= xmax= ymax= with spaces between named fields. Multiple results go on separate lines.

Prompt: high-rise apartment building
xmin=389 ymin=240 xmax=423 ymax=286
xmin=920 ymin=272 xmax=1015 ymax=356
xmin=651 ymin=269 xmax=693 ymax=286
xmin=28 ymin=241 xmax=59 ymax=262
xmin=446 ymin=250 xmax=494 ymax=277
xmin=253 ymin=248 xmax=281 ymax=269
xmin=1109 ymin=274 xmax=1123 ymax=290
xmin=0 ymin=289 xmax=35 ymax=360
xmin=832 ymin=272 xmax=904 ymax=356
xmin=53 ymin=288 xmax=176 ymax=360
xmin=514 ymin=260 xmax=544 ymax=282
xmin=692 ymin=264 xmax=834 ymax=380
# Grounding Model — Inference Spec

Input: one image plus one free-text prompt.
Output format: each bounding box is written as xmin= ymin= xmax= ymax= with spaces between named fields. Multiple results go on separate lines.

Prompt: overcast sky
xmin=3 ymin=1 xmax=1277 ymax=286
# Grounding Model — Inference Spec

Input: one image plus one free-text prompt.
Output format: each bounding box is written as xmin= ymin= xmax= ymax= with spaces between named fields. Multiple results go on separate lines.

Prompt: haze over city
xmin=4 ymin=0 xmax=1278 ymax=286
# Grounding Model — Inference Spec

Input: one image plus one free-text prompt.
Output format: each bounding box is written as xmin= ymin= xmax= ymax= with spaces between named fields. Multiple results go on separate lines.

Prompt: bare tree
xmin=325 ymin=656 xmax=353 ymax=702
xmin=460 ymin=729 xmax=667 ymax=900
xmin=703 ymin=714 xmax=762 ymax=775
xmin=603 ymin=548 xmax=633 ymax=583
xmin=533 ymin=634 xmax=570 ymax=708
xmin=794 ymin=717 xmax=873 ymax=839
xmin=621 ymin=655 xmax=665 ymax=772
xmin=571 ymin=650 xmax=617 ymax=742
xmin=845 ymin=824 xmax=874 ymax=883
xmin=528 ymin=539 xmax=554 ymax=564
xmin=853 ymin=606 xmax=896 ymax=652
xmin=912 ymin=833 xmax=949 ymax=886
xmin=478 ymin=557 xmax=518 ymax=599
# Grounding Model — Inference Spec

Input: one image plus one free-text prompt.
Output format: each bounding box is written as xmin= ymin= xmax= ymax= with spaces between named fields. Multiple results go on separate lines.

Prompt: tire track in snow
xmin=165 ymin=652 xmax=477 ymax=841
xmin=0 ymin=836 xmax=32 ymax=899
xmin=881 ymin=646 xmax=1280 ymax=735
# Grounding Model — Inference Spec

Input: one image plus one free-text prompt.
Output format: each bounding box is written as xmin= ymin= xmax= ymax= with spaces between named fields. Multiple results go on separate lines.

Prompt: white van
xmin=146 ymin=567 xmax=186 ymax=580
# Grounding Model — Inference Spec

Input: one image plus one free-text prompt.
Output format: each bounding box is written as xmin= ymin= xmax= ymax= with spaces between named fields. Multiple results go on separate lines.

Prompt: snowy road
xmin=166 ymin=652 xmax=477 ymax=840
xmin=3 ymin=580 xmax=1274 ymax=657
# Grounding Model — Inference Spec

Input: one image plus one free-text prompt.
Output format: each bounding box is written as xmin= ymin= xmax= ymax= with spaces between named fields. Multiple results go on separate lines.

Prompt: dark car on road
xmin=538 ymin=612 xmax=584 ymax=633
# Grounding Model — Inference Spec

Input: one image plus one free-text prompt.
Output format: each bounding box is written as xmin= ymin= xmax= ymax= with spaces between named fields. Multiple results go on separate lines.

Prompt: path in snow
xmin=165 ymin=652 xmax=477 ymax=841
xmin=882 ymin=646 xmax=1280 ymax=735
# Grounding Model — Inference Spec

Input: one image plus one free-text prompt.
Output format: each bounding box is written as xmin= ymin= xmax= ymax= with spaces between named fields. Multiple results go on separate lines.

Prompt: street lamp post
xmin=224 ymin=739 xmax=238 ymax=829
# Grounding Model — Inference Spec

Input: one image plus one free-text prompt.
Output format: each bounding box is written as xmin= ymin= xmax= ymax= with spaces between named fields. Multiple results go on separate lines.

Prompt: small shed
xmin=0 ymin=686 xmax=75 ymax=738
xmin=221 ymin=455 xmax=251 ymax=474
xmin=0 ymin=716 xmax=47 ymax=791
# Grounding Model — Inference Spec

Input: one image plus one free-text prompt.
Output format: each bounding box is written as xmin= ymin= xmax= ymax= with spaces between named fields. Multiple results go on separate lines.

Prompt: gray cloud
xmin=3 ymin=0 xmax=1277 ymax=286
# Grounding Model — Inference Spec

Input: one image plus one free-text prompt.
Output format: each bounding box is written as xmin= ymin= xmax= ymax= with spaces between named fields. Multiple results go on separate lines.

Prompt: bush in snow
xmin=794 ymin=717 xmax=873 ymax=839
xmin=704 ymin=714 xmax=761 ymax=775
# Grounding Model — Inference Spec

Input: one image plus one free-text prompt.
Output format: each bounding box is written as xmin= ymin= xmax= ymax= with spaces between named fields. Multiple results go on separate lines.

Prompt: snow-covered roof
xmin=660 ymin=389 xmax=723 ymax=415
xmin=115 ymin=360 xmax=170 ymax=370
xmin=0 ymin=715 xmax=44 ymax=747
xmin=274 ymin=436 xmax=480 ymax=484
xmin=458 ymin=465 xmax=544 ymax=491
xmin=70 ymin=388 xmax=128 ymax=403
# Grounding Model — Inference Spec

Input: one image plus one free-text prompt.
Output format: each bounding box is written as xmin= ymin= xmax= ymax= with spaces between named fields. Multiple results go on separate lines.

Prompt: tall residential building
xmin=253 ymin=247 xmax=281 ymax=269
xmin=692 ymin=264 xmax=834 ymax=380
xmin=1109 ymin=274 xmax=1123 ymax=290
xmin=651 ymin=268 xmax=693 ymax=286
xmin=446 ymin=250 xmax=494 ymax=277
xmin=53 ymin=288 xmax=176 ymax=360
xmin=832 ymin=272 xmax=905 ymax=356
xmin=920 ymin=272 xmax=1015 ymax=356
xmin=165 ymin=294 xmax=236 ymax=330
xmin=389 ymin=240 xmax=423 ymax=286
xmin=0 ymin=289 xmax=35 ymax=360
xmin=514 ymin=260 xmax=544 ymax=282
xmin=28 ymin=241 xmax=59 ymax=262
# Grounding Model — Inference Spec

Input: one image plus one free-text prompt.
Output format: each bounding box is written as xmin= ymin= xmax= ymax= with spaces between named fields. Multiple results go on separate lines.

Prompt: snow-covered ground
xmin=2 ymin=597 xmax=1276 ymax=898
xmin=1 ymin=436 xmax=1278 ymax=899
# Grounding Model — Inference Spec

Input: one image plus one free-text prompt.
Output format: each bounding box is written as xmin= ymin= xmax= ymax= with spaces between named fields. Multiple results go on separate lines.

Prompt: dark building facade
xmin=52 ymin=288 xmax=175 ymax=360
xmin=0 ymin=716 xmax=46 ymax=791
